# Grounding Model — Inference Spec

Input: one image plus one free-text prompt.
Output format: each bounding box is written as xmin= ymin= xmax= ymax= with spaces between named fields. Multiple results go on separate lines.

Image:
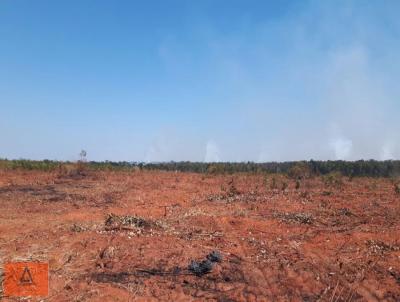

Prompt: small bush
xmin=288 ymin=162 xmax=312 ymax=179
xmin=270 ymin=176 xmax=277 ymax=190
xmin=227 ymin=179 xmax=240 ymax=197
xmin=394 ymin=183 xmax=400 ymax=195
xmin=323 ymin=172 xmax=343 ymax=189
xmin=264 ymin=175 xmax=269 ymax=188
xmin=76 ymin=150 xmax=88 ymax=175
xmin=57 ymin=163 xmax=86 ymax=179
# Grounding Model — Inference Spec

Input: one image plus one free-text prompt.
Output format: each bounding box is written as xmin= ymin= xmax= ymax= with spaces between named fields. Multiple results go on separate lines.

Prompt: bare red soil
xmin=0 ymin=170 xmax=399 ymax=301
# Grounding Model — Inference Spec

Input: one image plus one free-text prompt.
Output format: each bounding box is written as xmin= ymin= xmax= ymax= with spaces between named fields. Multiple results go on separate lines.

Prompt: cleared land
xmin=0 ymin=170 xmax=399 ymax=301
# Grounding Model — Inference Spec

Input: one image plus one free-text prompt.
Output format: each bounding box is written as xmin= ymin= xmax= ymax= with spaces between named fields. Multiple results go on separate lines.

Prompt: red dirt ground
xmin=0 ymin=170 xmax=399 ymax=301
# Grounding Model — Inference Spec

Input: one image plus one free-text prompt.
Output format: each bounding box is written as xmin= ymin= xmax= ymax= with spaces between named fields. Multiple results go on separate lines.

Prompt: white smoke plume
xmin=205 ymin=141 xmax=221 ymax=162
xmin=329 ymin=137 xmax=353 ymax=160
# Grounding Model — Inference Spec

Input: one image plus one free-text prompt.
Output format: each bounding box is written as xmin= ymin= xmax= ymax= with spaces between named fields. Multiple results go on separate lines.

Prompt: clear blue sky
xmin=1 ymin=1 xmax=399 ymax=162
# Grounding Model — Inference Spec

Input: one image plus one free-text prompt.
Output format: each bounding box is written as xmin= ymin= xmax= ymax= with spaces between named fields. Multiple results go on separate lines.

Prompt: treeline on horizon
xmin=0 ymin=158 xmax=400 ymax=178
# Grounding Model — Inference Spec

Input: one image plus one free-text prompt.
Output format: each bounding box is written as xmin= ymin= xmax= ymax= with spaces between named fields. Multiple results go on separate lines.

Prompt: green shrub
xmin=288 ymin=162 xmax=312 ymax=179
xmin=323 ymin=172 xmax=344 ymax=189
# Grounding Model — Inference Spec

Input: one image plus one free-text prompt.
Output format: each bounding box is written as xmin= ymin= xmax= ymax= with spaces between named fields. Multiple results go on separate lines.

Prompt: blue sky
xmin=1 ymin=1 xmax=399 ymax=162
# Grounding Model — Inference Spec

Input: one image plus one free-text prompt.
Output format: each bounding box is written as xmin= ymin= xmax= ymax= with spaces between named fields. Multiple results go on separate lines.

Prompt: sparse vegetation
xmin=288 ymin=162 xmax=313 ymax=179
xmin=76 ymin=150 xmax=88 ymax=175
xmin=281 ymin=181 xmax=288 ymax=191
xmin=227 ymin=179 xmax=240 ymax=197
xmin=0 ymin=159 xmax=60 ymax=171
xmin=270 ymin=176 xmax=277 ymax=190
xmin=105 ymin=213 xmax=152 ymax=229
xmin=274 ymin=212 xmax=313 ymax=224
xmin=366 ymin=240 xmax=400 ymax=254
xmin=323 ymin=171 xmax=344 ymax=189
xmin=394 ymin=183 xmax=400 ymax=195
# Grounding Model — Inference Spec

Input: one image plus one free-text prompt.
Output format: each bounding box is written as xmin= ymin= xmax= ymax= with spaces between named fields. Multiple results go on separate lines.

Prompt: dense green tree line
xmin=1 ymin=158 xmax=400 ymax=177
xmin=144 ymin=160 xmax=400 ymax=177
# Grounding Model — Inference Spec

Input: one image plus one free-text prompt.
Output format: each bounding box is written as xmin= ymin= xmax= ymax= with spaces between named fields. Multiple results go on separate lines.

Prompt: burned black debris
xmin=188 ymin=259 xmax=214 ymax=276
xmin=206 ymin=250 xmax=223 ymax=263
xmin=188 ymin=251 xmax=223 ymax=276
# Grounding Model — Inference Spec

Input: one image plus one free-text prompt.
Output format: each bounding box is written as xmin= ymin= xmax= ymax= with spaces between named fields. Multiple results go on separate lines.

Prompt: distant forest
xmin=1 ymin=159 xmax=400 ymax=178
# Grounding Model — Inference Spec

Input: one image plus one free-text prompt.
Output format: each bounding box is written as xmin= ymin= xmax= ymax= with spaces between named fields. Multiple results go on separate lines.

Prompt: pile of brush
xmin=105 ymin=213 xmax=152 ymax=230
